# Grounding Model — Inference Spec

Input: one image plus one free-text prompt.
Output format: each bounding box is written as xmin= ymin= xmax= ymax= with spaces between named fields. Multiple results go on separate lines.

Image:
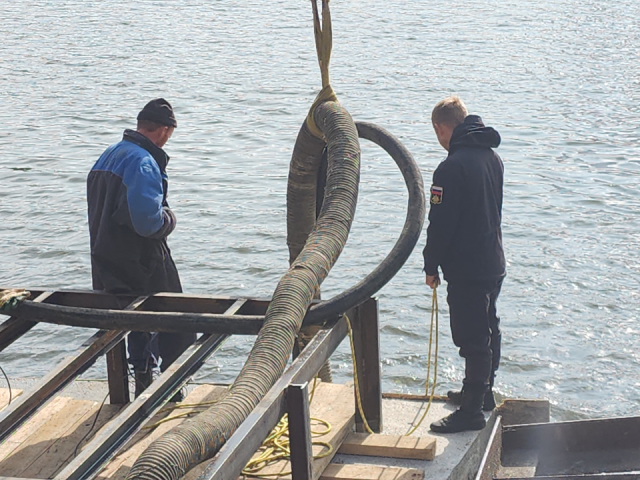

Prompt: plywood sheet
xmin=338 ymin=433 xmax=436 ymax=460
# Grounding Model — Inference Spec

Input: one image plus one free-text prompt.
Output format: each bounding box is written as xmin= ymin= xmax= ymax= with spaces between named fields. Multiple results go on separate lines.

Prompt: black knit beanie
xmin=137 ymin=98 xmax=177 ymax=128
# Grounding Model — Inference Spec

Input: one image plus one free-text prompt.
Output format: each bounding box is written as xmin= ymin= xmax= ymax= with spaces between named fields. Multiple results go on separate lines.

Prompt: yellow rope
xmin=241 ymin=376 xmax=333 ymax=478
xmin=306 ymin=0 xmax=338 ymax=139
xmin=405 ymin=287 xmax=439 ymax=435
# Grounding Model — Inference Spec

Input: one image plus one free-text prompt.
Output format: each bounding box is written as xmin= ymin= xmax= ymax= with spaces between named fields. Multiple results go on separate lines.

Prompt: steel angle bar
xmin=0 ymin=296 xmax=148 ymax=443
xmin=287 ymin=383 xmax=313 ymax=480
xmin=0 ymin=291 xmax=54 ymax=353
xmin=54 ymin=299 xmax=246 ymax=480
xmin=197 ymin=315 xmax=348 ymax=480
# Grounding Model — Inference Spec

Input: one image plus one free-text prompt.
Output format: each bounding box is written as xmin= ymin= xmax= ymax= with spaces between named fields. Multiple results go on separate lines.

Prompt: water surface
xmin=1 ymin=0 xmax=639 ymax=420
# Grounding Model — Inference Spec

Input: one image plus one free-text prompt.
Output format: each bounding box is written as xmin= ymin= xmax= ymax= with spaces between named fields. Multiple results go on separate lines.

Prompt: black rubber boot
xmin=447 ymin=386 xmax=496 ymax=411
xmin=134 ymin=368 xmax=153 ymax=398
xmin=431 ymin=386 xmax=487 ymax=433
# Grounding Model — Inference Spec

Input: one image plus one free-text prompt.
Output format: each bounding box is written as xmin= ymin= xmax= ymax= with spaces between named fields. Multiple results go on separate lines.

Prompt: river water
xmin=1 ymin=0 xmax=639 ymax=421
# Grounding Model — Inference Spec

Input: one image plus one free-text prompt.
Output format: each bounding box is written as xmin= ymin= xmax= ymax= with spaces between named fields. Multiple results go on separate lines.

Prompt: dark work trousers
xmin=446 ymin=278 xmax=503 ymax=390
xmin=128 ymin=331 xmax=197 ymax=373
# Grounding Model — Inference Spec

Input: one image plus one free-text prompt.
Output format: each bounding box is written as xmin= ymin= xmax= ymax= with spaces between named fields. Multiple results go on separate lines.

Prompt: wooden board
xmin=0 ymin=397 xmax=120 ymax=478
xmin=338 ymin=433 xmax=436 ymax=461
xmin=97 ymin=384 xmax=228 ymax=480
xmin=0 ymin=396 xmax=71 ymax=463
xmin=0 ymin=387 xmax=23 ymax=412
xmin=319 ymin=464 xmax=424 ymax=480
xmin=228 ymin=382 xmax=355 ymax=480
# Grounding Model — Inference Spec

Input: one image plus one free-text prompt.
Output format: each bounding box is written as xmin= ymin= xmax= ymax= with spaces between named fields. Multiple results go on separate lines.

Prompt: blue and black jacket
xmin=87 ymin=130 xmax=181 ymax=294
xmin=423 ymin=115 xmax=506 ymax=282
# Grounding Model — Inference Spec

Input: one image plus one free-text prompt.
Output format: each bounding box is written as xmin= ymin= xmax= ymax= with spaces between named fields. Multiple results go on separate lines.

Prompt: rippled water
xmin=1 ymin=0 xmax=639 ymax=420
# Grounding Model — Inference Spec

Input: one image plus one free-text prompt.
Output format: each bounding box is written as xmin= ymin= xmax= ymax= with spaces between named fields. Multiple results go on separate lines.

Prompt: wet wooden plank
xmin=338 ymin=433 xmax=436 ymax=461
xmin=319 ymin=464 xmax=424 ymax=480
xmin=97 ymin=384 xmax=228 ymax=480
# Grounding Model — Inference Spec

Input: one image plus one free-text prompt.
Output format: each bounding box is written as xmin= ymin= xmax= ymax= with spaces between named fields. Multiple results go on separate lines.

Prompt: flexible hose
xmin=305 ymin=122 xmax=426 ymax=323
xmin=125 ymin=101 xmax=360 ymax=480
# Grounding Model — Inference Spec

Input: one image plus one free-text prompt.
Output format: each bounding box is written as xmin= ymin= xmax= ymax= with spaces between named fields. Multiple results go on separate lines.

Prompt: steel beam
xmin=54 ymin=299 xmax=246 ymax=480
xmin=0 ymin=297 xmax=147 ymax=443
xmin=287 ymin=383 xmax=313 ymax=480
xmin=349 ymin=297 xmax=382 ymax=433
xmin=6 ymin=289 xmax=326 ymax=335
xmin=0 ymin=292 xmax=53 ymax=353
xmin=106 ymin=340 xmax=130 ymax=405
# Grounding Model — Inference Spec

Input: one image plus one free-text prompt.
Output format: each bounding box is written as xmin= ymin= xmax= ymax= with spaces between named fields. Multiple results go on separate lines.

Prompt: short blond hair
xmin=431 ymin=96 xmax=468 ymax=127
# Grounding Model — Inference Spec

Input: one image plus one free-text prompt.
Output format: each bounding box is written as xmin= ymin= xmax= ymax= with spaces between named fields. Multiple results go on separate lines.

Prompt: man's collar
xmin=122 ymin=129 xmax=169 ymax=172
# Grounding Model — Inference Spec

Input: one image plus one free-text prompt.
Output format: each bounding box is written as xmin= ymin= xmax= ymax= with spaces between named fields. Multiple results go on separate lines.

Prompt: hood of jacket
xmin=449 ymin=115 xmax=501 ymax=154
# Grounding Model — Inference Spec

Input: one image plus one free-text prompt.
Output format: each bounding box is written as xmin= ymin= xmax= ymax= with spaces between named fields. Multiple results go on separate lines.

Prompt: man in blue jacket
xmin=87 ymin=98 xmax=196 ymax=397
xmin=423 ymin=97 xmax=506 ymax=433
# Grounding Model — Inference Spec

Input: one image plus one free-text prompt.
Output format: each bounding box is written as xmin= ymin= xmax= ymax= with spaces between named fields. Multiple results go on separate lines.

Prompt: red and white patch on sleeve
xmin=430 ymin=185 xmax=443 ymax=204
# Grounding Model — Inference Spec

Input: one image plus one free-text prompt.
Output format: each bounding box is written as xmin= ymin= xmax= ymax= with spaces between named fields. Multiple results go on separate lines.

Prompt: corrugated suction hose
xmin=125 ymin=101 xmax=360 ymax=480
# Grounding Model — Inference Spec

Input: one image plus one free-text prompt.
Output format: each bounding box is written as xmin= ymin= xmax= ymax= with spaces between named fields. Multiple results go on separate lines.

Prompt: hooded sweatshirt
xmin=423 ymin=115 xmax=506 ymax=282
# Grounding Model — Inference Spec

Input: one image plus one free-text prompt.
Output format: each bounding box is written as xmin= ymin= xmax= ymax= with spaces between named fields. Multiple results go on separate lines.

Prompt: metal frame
xmin=0 ymin=289 xmax=382 ymax=480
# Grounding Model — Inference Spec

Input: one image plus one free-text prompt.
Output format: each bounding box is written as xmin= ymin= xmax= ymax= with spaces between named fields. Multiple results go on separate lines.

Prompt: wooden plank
xmin=97 ymin=384 xmax=228 ymax=480
xmin=0 ymin=398 xmax=97 ymax=476
xmin=338 ymin=433 xmax=436 ymax=461
xmin=0 ymin=396 xmax=71 ymax=462
xmin=381 ymin=393 xmax=448 ymax=402
xmin=230 ymin=382 xmax=355 ymax=480
xmin=20 ymin=403 xmax=121 ymax=478
xmin=0 ymin=388 xmax=23 ymax=412
xmin=319 ymin=464 xmax=424 ymax=480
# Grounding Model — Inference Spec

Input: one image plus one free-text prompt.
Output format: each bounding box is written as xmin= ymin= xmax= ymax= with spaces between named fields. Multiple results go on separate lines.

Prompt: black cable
xmin=0 ymin=364 xmax=11 ymax=408
xmin=73 ymin=391 xmax=110 ymax=458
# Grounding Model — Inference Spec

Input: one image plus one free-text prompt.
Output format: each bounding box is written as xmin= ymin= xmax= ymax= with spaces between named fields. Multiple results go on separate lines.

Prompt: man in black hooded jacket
xmin=423 ymin=97 xmax=506 ymax=433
